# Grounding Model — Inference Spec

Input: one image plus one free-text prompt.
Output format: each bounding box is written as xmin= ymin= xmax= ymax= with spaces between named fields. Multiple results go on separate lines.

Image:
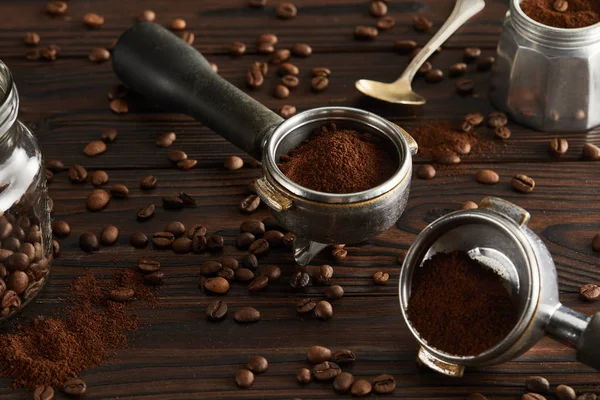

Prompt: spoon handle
xmin=398 ymin=0 xmax=485 ymax=83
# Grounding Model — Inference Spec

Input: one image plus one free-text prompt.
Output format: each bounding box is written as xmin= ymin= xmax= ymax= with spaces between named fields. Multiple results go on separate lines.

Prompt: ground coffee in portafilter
xmin=520 ymin=0 xmax=600 ymax=28
xmin=407 ymin=251 xmax=519 ymax=356
xmin=279 ymin=123 xmax=397 ymax=194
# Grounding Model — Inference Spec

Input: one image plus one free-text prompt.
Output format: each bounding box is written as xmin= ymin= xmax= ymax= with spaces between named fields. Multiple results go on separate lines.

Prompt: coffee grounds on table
xmin=407 ymin=251 xmax=519 ymax=356
xmin=0 ymin=268 xmax=154 ymax=389
xmin=520 ymin=0 xmax=600 ymax=29
xmin=279 ymin=123 xmax=397 ymax=194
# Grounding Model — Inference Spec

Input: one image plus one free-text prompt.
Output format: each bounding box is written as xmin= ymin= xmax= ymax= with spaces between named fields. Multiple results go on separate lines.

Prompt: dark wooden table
xmin=1 ymin=0 xmax=600 ymax=398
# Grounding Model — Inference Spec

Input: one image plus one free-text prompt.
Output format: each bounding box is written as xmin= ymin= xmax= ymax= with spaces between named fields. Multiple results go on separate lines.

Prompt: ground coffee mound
xmin=407 ymin=251 xmax=519 ymax=356
xmin=279 ymin=123 xmax=397 ymax=193
xmin=520 ymin=0 xmax=600 ymax=28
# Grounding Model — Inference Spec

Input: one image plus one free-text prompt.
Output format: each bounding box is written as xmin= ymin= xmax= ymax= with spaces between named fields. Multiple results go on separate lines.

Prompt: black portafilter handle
xmin=112 ymin=22 xmax=283 ymax=160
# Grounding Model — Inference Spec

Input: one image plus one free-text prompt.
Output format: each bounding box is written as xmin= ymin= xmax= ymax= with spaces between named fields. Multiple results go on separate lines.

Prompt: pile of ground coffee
xmin=0 ymin=268 xmax=151 ymax=388
xmin=407 ymin=251 xmax=519 ymax=356
xmin=279 ymin=123 xmax=397 ymax=193
xmin=520 ymin=0 xmax=600 ymax=28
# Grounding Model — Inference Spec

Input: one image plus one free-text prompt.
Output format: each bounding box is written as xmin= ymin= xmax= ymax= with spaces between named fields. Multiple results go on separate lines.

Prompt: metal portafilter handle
xmin=111 ymin=22 xmax=284 ymax=160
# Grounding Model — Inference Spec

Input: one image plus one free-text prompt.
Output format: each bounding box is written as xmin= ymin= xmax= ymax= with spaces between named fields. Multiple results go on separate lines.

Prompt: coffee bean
xmin=512 ymin=174 xmax=535 ymax=193
xmin=109 ymin=287 xmax=134 ymax=302
xmin=464 ymin=47 xmax=482 ymax=61
xmin=258 ymin=33 xmax=278 ymax=46
xmin=109 ymin=98 xmax=129 ymax=114
xmin=549 ymin=138 xmax=568 ymax=157
xmin=290 ymin=271 xmax=310 ymax=290
xmin=248 ymin=275 xmax=269 ymax=292
xmin=206 ymin=300 xmax=227 ymax=321
xmin=168 ymin=150 xmax=187 ymax=163
xmin=593 ymin=233 xmax=600 ymax=252
xmin=312 ymin=265 xmax=333 ymax=285
xmin=377 ymin=15 xmax=396 ymax=30
xmin=332 ymin=247 xmax=347 ymax=261
xmin=311 ymin=76 xmax=329 ymax=93
xmin=435 ymin=152 xmax=461 ymax=165
xmin=187 ymin=224 xmax=207 ymax=239
xmin=240 ymin=254 xmax=257 ymax=271
xmin=311 ymin=67 xmax=331 ymax=77
xmin=282 ymin=232 xmax=295 ymax=249
xmin=1 ymin=290 xmax=20 ymax=311
xmin=144 ymin=271 xmax=164 ymax=286
xmin=248 ymin=239 xmax=269 ymax=257
xmin=477 ymin=56 xmax=495 ymax=71
xmin=240 ymin=219 xmax=265 ymax=236
xmin=229 ymin=41 xmax=246 ymax=57
xmin=157 ymin=132 xmax=176 ymax=148
xmin=46 ymin=159 xmax=64 ymax=173
xmin=553 ymin=0 xmax=568 ymax=12
xmin=351 ymin=379 xmax=373 ymax=396
xmin=87 ymin=189 xmax=110 ymax=211
xmin=19 ymin=243 xmax=34 ymax=260
xmin=449 ymin=62 xmax=467 ymax=77
xmin=370 ymin=0 xmax=388 ymax=17
xmin=270 ymin=49 xmax=291 ymax=65
xmin=79 ymin=232 xmax=98 ymax=252
xmin=130 ymin=232 xmax=148 ymax=248
xmin=235 ymin=369 xmax=255 ymax=389
xmin=465 ymin=112 xmax=484 ymax=126
xmin=91 ymin=170 xmax=109 ymax=187
xmin=88 ymin=48 xmax=110 ymax=63
xmin=394 ymin=40 xmax=417 ymax=53
xmin=204 ymin=277 xmax=230 ymax=294
xmin=41 ymin=44 xmax=60 ymax=61
xmin=312 ymin=361 xmax=341 ymax=381
xmin=583 ymin=143 xmax=600 ymax=160
xmin=556 ymin=385 xmax=577 ymax=400
xmin=425 ymin=69 xmax=444 ymax=83
xmin=476 ymin=169 xmax=499 ymax=184
xmin=459 ymin=201 xmax=479 ymax=210
xmin=139 ymin=9 xmax=156 ymax=22
xmin=192 ymin=234 xmax=207 ymax=253
xmin=163 ymin=196 xmax=184 ymax=210
xmin=101 ymin=128 xmax=118 ymax=143
xmin=279 ymin=63 xmax=299 ymax=76
xmin=526 ymin=376 xmax=550 ymax=394
xmin=207 ymin=234 xmax=224 ymax=252
xmin=373 ymin=271 xmax=389 ymax=285
xmin=291 ymin=43 xmax=312 ymax=57
xmin=63 ymin=378 xmax=86 ymax=396
xmin=324 ymin=285 xmax=344 ymax=300
xmin=417 ymin=61 xmax=432 ymax=75
xmin=371 ymin=374 xmax=396 ymax=394
xmin=273 ymin=84 xmax=290 ymax=99
xmin=415 ymin=164 xmax=436 ymax=180
xmin=456 ymin=79 xmax=474 ymax=95
xmin=236 ymin=233 xmax=256 ymax=250
xmin=24 ymin=32 xmax=41 ymax=46
xmin=259 ymin=231 xmax=282 ymax=248
xmin=52 ymin=220 xmax=70 ymax=237
xmin=176 ymin=31 xmax=194 ymax=45
xmin=7 ymin=271 xmax=28 ymax=294
xmin=240 ymin=195 xmax=261 ymax=213
xmin=221 ymin=156 xmax=244 ymax=172
xmin=355 ymin=25 xmax=378 ymax=40
xmin=578 ymin=394 xmax=597 ymax=400
xmin=297 ymin=368 xmax=312 ymax=384
xmin=200 ymin=261 xmax=223 ymax=277
xmin=110 ymin=184 xmax=129 ymax=198
xmin=100 ymin=224 xmax=119 ymax=245
xmin=83 ymin=12 xmax=104 ymax=28
xmin=281 ymin=75 xmax=300 ymax=89
xmin=580 ymin=283 xmax=600 ymax=300
xmin=413 ymin=15 xmax=433 ymax=32
xmin=152 ymin=232 xmax=175 ymax=248
xmin=278 ymin=105 xmax=297 ymax=119
xmin=138 ymin=258 xmax=160 ymax=274
xmin=246 ymin=64 xmax=265 ymax=89
xmin=328 ymin=371 xmax=354 ymax=394
xmin=33 ymin=385 xmax=54 ymax=400
xmin=170 ymin=18 xmax=186 ymax=31
xmin=247 ymin=356 xmax=268 ymax=374
xmin=275 ymin=2 xmax=297 ymax=18
xmin=297 ymin=298 xmax=317 ymax=313
xmin=140 ymin=175 xmax=158 ymax=190
xmin=46 ymin=1 xmax=67 ymax=16
xmin=523 ymin=393 xmax=546 ymax=400
xmin=235 ymin=268 xmax=255 ymax=282
xmin=68 ymin=164 xmax=88 ymax=183
xmin=234 ymin=306 xmax=261 ymax=323
xmin=314 ymin=300 xmax=333 ymax=320
xmin=495 ymin=126 xmax=511 ymax=140
xmin=163 ymin=221 xmax=185 ymax=237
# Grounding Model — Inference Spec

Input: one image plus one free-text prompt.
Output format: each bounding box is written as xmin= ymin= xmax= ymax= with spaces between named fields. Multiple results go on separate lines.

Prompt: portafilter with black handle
xmin=112 ymin=22 xmax=417 ymax=265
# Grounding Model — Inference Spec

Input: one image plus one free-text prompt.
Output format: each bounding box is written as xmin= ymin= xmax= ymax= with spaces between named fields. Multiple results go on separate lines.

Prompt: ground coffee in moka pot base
xmin=407 ymin=251 xmax=519 ymax=356
xmin=520 ymin=0 xmax=600 ymax=28
xmin=279 ymin=123 xmax=397 ymax=194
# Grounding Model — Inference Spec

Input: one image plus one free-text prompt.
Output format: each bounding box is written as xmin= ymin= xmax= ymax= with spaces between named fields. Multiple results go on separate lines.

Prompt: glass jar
xmin=490 ymin=0 xmax=600 ymax=132
xmin=0 ymin=59 xmax=52 ymax=323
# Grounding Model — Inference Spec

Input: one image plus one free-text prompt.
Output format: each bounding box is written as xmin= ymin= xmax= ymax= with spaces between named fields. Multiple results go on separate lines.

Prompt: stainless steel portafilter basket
xmin=399 ymin=197 xmax=600 ymax=376
xmin=112 ymin=23 xmax=417 ymax=265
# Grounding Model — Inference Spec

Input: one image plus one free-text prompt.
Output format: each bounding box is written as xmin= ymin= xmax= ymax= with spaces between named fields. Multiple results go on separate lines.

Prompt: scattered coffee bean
xmin=109 ymin=98 xmax=129 ymax=114
xmin=109 ymin=287 xmax=134 ymax=302
xmin=275 ymin=2 xmax=297 ymax=19
xmin=425 ymin=69 xmax=444 ymax=83
xmin=477 ymin=56 xmax=495 ymax=71
xmin=33 ymin=385 xmax=54 ymax=400
xmin=313 ymin=264 xmax=334 ymax=284
xmin=46 ymin=1 xmax=67 ymax=16
xmin=297 ymin=298 xmax=317 ymax=313
xmin=273 ymin=84 xmax=290 ymax=99
xmin=262 ymin=231 xmax=283 ymax=247
xmin=314 ymin=300 xmax=333 ymax=320
xmin=179 ymin=192 xmax=197 ymax=206
xmin=210 ymin=62 xmax=219 ymax=73
xmin=224 ymin=156 xmax=244 ymax=170
xmin=52 ymin=220 xmax=70 ymax=237
xmin=449 ymin=62 xmax=468 ymax=77
xmin=312 ymin=361 xmax=341 ymax=381
xmin=240 ymin=195 xmax=261 ymax=213
xmin=140 ymin=175 xmax=158 ymax=190
xmin=281 ymin=74 xmax=300 ymax=89
xmin=236 ymin=268 xmax=255 ymax=282
xmin=413 ymin=15 xmax=433 ymax=32
xmin=282 ymin=232 xmax=295 ymax=249
xmin=99 ymin=224 xmax=119 ymax=245
xmin=258 ymin=33 xmax=278 ymax=47
xmin=230 ymin=41 xmax=247 ymax=57
xmin=246 ymin=64 xmax=265 ymax=89
xmin=580 ymin=283 xmax=600 ymax=301
xmin=247 ymin=356 xmax=268 ymax=374
xmin=553 ymin=0 xmax=569 ymax=12
xmin=240 ymin=219 xmax=265 ymax=235
xmin=332 ymin=349 xmax=356 ymax=365
xmin=89 ymin=47 xmax=110 ymax=63
xmin=592 ymin=233 xmax=600 ymax=252
xmin=206 ymin=234 xmax=224 ymax=252
xmin=168 ymin=150 xmax=188 ymax=163
xmin=68 ymin=164 xmax=88 ymax=183
xmin=377 ymin=16 xmax=396 ymax=30
xmin=549 ymin=138 xmax=568 ymax=157
xmin=311 ymin=67 xmax=331 ymax=77
xmin=526 ymin=376 xmax=550 ymax=394
xmin=325 ymin=285 xmax=344 ymax=300
xmin=139 ymin=9 xmax=156 ymax=22
xmin=248 ymin=275 xmax=269 ymax=292
xmin=234 ymin=306 xmax=261 ymax=323
xmin=332 ymin=247 xmax=347 ymax=261
xmin=259 ymin=265 xmax=280 ymax=281
xmin=204 ymin=277 xmax=230 ymax=294
xmin=297 ymin=368 xmax=312 ymax=384
xmin=278 ymin=105 xmax=297 ymax=119
xmin=476 ymin=169 xmax=499 ymax=184
xmin=152 ymin=232 xmax=175 ymax=248
xmin=270 ymin=49 xmax=291 ymax=64
xmin=311 ymin=76 xmax=329 ymax=92
xmin=170 ymin=18 xmax=186 ymax=30
xmin=512 ymin=174 xmax=535 ymax=193
xmin=178 ymin=31 xmax=195 ymax=45
xmin=138 ymin=258 xmax=160 ymax=273
xmin=290 ymin=271 xmax=310 ymax=290
xmin=435 ymin=152 xmax=461 ymax=165
xmin=7 ymin=271 xmax=28 ymax=294
xmin=355 ymin=25 xmax=378 ymax=40
xmin=456 ymin=79 xmax=474 ymax=95
xmin=334 ymin=372 xmax=355 ymax=393
xmin=156 ymin=132 xmax=176 ymax=148
xmin=583 ymin=143 xmax=600 ymax=160
xmin=249 ymin=239 xmax=269 ymax=257
xmin=24 ymin=32 xmax=41 ymax=46
xmin=464 ymin=47 xmax=482 ymax=61
xmin=241 ymin=254 xmax=259 ymax=270
xmin=101 ymin=128 xmax=118 ymax=142
xmin=130 ymin=232 xmax=149 ymax=248
xmin=495 ymin=126 xmax=511 ymax=140
xmin=177 ymin=159 xmax=197 ymax=170
xmin=206 ymin=300 xmax=227 ymax=321
xmin=201 ymin=261 xmax=223 ymax=276
xmin=417 ymin=62 xmax=432 ymax=75
xmin=279 ymin=63 xmax=299 ymax=77
xmin=217 ymin=267 xmax=235 ymax=281
xmin=87 ymin=189 xmax=110 ymax=211
xmin=235 ymin=369 xmax=254 ymax=389
xmin=83 ymin=12 xmax=104 ymax=28
xmin=371 ymin=374 xmax=396 ymax=394
xmin=84 ymin=140 xmax=107 ymax=157
xmin=63 ymin=378 xmax=86 ymax=396
xmin=523 ymin=393 xmax=547 ymax=400
xmin=465 ymin=112 xmax=484 ymax=126
xmin=370 ymin=0 xmax=388 ymax=17
xmin=373 ymin=271 xmax=389 ymax=285
xmin=351 ymin=379 xmax=373 ymax=396
xmin=110 ymin=184 xmax=129 ymax=198
xmin=46 ymin=159 xmax=64 ymax=173
xmin=90 ymin=170 xmax=109 ymax=187
xmin=236 ymin=233 xmax=256 ymax=250
xmin=163 ymin=196 xmax=184 ymax=210
xmin=460 ymin=201 xmax=479 ymax=210
xmin=394 ymin=40 xmax=417 ymax=53
xmin=556 ymin=385 xmax=577 ymax=400
xmin=192 ymin=234 xmax=207 ymax=253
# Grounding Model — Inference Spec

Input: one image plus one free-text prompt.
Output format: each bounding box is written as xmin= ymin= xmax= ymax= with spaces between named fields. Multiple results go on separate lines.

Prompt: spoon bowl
xmin=355 ymin=78 xmax=426 ymax=105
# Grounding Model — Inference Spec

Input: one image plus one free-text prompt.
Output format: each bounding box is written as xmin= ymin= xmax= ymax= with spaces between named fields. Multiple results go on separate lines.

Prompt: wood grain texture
xmin=1 ymin=0 xmax=600 ymax=399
